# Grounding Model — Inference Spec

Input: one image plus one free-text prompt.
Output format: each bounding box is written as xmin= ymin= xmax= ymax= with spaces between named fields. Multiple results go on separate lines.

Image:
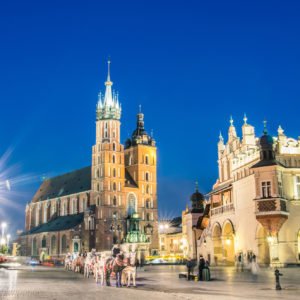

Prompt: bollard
xmin=274 ymin=268 xmax=283 ymax=290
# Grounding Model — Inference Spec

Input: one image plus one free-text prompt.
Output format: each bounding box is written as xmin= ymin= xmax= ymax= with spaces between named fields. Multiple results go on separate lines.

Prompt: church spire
xmin=96 ymin=60 xmax=121 ymax=121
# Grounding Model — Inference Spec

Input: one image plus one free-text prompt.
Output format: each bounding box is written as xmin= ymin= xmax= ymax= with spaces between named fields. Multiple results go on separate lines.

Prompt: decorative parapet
xmin=255 ymin=197 xmax=289 ymax=217
xmin=211 ymin=203 xmax=235 ymax=216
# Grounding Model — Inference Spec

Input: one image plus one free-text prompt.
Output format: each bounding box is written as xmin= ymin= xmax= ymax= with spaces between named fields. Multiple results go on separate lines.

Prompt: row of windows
xmin=32 ymin=234 xmax=68 ymax=256
xmin=97 ymin=141 xmax=118 ymax=152
xmin=32 ymin=198 xmax=88 ymax=226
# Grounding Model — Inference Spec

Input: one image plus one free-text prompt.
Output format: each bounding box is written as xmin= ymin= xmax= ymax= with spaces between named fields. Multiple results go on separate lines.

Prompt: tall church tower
xmin=92 ymin=61 xmax=126 ymax=250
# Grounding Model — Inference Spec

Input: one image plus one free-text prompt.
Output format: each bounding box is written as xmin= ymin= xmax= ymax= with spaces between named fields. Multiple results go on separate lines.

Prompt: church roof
xmin=23 ymin=213 xmax=84 ymax=235
xmin=32 ymin=166 xmax=91 ymax=203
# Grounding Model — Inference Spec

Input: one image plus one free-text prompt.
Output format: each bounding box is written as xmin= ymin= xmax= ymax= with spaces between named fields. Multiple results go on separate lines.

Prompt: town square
xmin=0 ymin=0 xmax=300 ymax=299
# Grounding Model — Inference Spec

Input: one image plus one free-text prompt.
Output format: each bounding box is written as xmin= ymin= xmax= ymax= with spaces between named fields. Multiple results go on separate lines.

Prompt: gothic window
xmin=96 ymin=169 xmax=100 ymax=178
xmin=262 ymin=181 xmax=272 ymax=198
xmin=104 ymin=122 xmax=108 ymax=138
xmin=97 ymin=197 xmax=100 ymax=206
xmin=146 ymin=185 xmax=149 ymax=194
xmin=145 ymin=172 xmax=149 ymax=181
xmin=127 ymin=193 xmax=137 ymax=216
xmin=32 ymin=237 xmax=37 ymax=256
xmin=113 ymin=196 xmax=117 ymax=206
xmin=35 ymin=208 xmax=39 ymax=226
xmin=146 ymin=199 xmax=150 ymax=209
xmin=97 ymin=183 xmax=100 ymax=192
xmin=113 ymin=168 xmax=116 ymax=177
xmin=113 ymin=182 xmax=116 ymax=191
xmin=64 ymin=201 xmax=68 ymax=215
xmin=51 ymin=235 xmax=57 ymax=255
xmin=145 ymin=155 xmax=149 ymax=165
xmin=112 ymin=155 xmax=116 ymax=164
xmin=61 ymin=235 xmax=67 ymax=254
xmin=43 ymin=205 xmax=47 ymax=223
xmin=113 ymin=143 xmax=116 ymax=151
xmin=146 ymin=213 xmax=150 ymax=221
xmin=42 ymin=236 xmax=46 ymax=248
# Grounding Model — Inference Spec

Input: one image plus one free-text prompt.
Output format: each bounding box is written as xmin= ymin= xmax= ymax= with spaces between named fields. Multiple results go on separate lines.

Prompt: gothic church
xmin=22 ymin=61 xmax=158 ymax=257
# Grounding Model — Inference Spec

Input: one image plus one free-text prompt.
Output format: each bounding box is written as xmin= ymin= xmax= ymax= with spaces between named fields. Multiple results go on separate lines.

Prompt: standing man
xmin=198 ymin=255 xmax=205 ymax=281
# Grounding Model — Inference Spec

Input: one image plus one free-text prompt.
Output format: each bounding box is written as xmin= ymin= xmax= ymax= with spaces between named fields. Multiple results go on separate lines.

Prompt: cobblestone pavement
xmin=0 ymin=265 xmax=300 ymax=300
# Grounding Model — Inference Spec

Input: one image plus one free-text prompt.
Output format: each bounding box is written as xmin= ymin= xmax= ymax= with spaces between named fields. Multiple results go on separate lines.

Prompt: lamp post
xmin=7 ymin=234 xmax=10 ymax=249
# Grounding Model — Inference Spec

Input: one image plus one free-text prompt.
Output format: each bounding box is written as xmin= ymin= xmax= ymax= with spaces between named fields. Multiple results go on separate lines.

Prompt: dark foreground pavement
xmin=0 ymin=265 xmax=299 ymax=299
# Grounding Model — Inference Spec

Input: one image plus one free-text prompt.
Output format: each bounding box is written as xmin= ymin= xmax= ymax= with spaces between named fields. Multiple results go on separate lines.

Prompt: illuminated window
xmin=262 ymin=181 xmax=271 ymax=198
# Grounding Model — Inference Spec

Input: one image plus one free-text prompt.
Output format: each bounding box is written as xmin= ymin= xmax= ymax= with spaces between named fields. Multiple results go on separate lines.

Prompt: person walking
xmin=198 ymin=255 xmax=205 ymax=281
xmin=251 ymin=254 xmax=259 ymax=275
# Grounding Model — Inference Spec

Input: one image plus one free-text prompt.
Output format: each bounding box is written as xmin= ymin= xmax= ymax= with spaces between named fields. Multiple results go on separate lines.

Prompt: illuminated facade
xmin=198 ymin=116 xmax=300 ymax=266
xmin=22 ymin=62 xmax=159 ymax=257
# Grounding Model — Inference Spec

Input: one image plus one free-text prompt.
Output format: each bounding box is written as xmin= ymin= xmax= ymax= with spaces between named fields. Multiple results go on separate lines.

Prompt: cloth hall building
xmin=21 ymin=62 xmax=159 ymax=258
xmin=197 ymin=116 xmax=300 ymax=266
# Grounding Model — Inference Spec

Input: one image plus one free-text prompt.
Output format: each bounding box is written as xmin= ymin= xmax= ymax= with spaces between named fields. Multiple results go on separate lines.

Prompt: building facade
xmin=197 ymin=116 xmax=300 ymax=266
xmin=22 ymin=62 xmax=159 ymax=258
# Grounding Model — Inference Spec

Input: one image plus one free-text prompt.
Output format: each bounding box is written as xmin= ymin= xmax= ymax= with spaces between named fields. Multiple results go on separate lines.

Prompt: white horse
xmin=84 ymin=254 xmax=94 ymax=278
xmin=122 ymin=252 xmax=137 ymax=287
xmin=94 ymin=255 xmax=106 ymax=285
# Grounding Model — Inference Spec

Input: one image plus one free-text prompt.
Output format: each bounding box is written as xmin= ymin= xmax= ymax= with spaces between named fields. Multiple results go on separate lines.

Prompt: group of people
xmin=236 ymin=252 xmax=259 ymax=274
xmin=186 ymin=255 xmax=210 ymax=281
xmin=64 ymin=245 xmax=138 ymax=288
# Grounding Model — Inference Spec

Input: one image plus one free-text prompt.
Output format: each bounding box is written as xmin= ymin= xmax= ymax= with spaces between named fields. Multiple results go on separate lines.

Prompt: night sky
xmin=1 ymin=0 xmax=300 ymax=235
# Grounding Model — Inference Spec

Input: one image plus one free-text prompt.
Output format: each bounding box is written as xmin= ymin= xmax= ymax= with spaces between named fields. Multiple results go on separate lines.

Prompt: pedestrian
xmin=113 ymin=253 xmax=124 ymax=287
xmin=186 ymin=258 xmax=193 ymax=281
xmin=202 ymin=260 xmax=211 ymax=281
xmin=250 ymin=254 xmax=259 ymax=275
xmin=198 ymin=255 xmax=205 ymax=281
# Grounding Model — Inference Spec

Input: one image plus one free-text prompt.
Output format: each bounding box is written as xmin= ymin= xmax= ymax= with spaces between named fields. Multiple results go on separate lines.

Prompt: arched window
xmin=113 ymin=182 xmax=117 ymax=191
xmin=51 ymin=235 xmax=57 ymax=255
xmin=113 ymin=196 xmax=117 ymax=206
xmin=112 ymin=155 xmax=116 ymax=164
xmin=145 ymin=155 xmax=149 ymax=165
xmin=43 ymin=205 xmax=47 ymax=223
xmin=35 ymin=208 xmax=39 ymax=226
xmin=127 ymin=193 xmax=137 ymax=216
xmin=146 ymin=185 xmax=150 ymax=194
xmin=146 ymin=213 xmax=150 ymax=221
xmin=42 ymin=236 xmax=46 ymax=248
xmin=145 ymin=172 xmax=149 ymax=181
xmin=61 ymin=235 xmax=67 ymax=254
xmin=146 ymin=199 xmax=150 ymax=209
xmin=113 ymin=143 xmax=116 ymax=151
xmin=32 ymin=237 xmax=37 ymax=256
xmin=97 ymin=183 xmax=100 ymax=192
xmin=96 ymin=169 xmax=100 ymax=178
xmin=113 ymin=168 xmax=116 ymax=177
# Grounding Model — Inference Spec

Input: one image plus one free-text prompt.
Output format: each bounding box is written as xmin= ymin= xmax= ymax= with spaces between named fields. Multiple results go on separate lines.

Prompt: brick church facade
xmin=21 ymin=61 xmax=159 ymax=257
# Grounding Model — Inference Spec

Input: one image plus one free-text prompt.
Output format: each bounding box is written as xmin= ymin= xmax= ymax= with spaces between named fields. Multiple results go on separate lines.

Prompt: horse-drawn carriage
xmin=64 ymin=249 xmax=137 ymax=288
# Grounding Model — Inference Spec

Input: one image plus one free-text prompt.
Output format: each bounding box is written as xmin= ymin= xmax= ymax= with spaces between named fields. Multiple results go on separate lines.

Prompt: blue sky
xmin=0 ymin=0 xmax=300 ymax=234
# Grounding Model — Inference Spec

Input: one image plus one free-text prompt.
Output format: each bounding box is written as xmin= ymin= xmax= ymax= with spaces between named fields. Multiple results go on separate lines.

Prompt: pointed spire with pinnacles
xmin=96 ymin=59 xmax=121 ymax=120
